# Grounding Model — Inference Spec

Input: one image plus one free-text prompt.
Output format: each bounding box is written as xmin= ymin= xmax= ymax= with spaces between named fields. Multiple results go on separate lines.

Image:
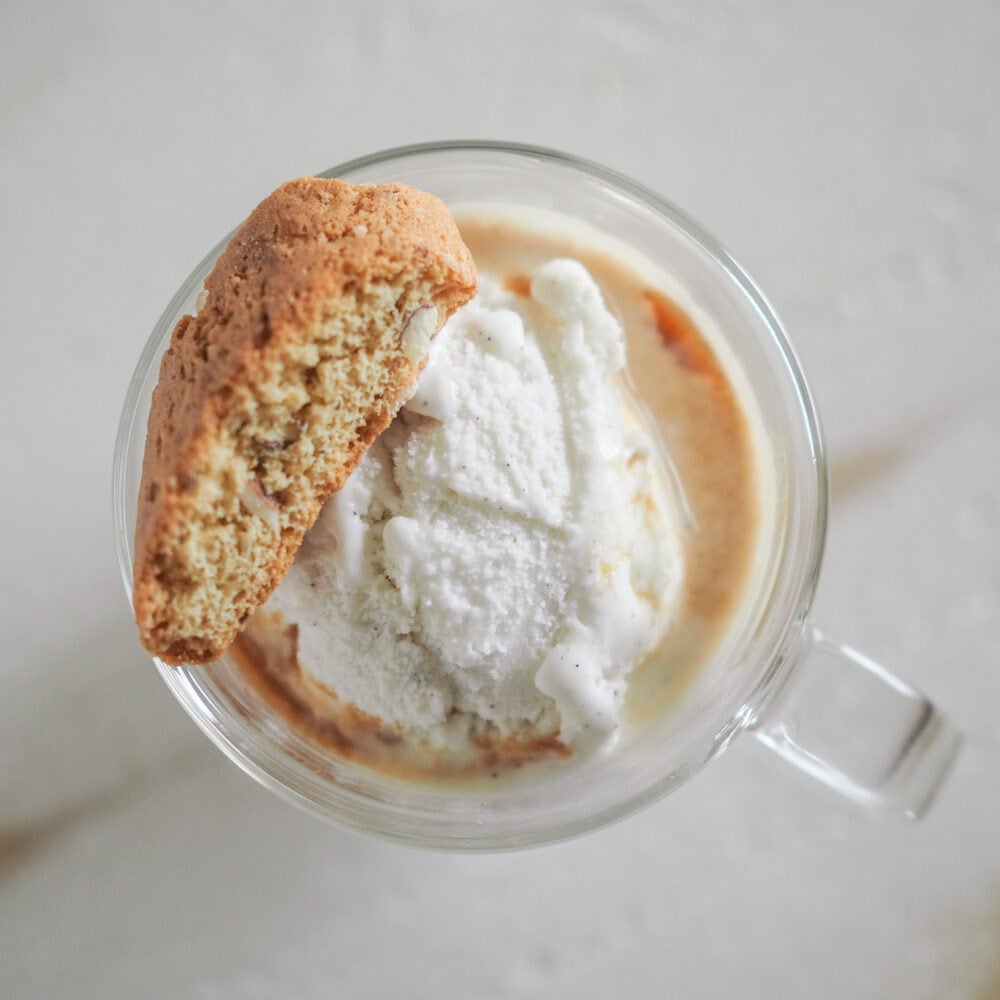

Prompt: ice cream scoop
xmin=266 ymin=258 xmax=685 ymax=748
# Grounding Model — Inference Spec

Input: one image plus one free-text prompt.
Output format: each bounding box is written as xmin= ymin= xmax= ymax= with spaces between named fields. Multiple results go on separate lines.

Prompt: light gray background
xmin=3 ymin=2 xmax=998 ymax=997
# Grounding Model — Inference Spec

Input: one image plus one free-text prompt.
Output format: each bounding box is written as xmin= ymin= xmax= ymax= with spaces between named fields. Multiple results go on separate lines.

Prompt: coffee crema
xmin=230 ymin=207 xmax=762 ymax=783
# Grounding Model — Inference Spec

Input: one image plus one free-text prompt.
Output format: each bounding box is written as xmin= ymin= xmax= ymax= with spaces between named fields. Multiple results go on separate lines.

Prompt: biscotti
xmin=133 ymin=177 xmax=477 ymax=664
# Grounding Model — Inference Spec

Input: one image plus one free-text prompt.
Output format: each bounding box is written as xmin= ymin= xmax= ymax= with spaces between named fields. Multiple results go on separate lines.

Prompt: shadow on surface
xmin=973 ymin=902 xmax=1000 ymax=1000
xmin=829 ymin=437 xmax=914 ymax=506
xmin=0 ymin=614 xmax=216 ymax=881
xmin=827 ymin=396 xmax=992 ymax=509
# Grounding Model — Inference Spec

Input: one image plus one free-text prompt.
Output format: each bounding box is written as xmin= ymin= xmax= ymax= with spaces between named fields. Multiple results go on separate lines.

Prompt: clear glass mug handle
xmin=752 ymin=627 xmax=962 ymax=819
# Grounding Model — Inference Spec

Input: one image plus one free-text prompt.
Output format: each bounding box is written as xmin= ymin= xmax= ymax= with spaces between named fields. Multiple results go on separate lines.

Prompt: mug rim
xmin=113 ymin=140 xmax=828 ymax=848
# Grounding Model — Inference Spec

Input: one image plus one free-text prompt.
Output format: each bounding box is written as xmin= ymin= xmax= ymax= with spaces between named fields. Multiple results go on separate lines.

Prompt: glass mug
xmin=113 ymin=142 xmax=961 ymax=849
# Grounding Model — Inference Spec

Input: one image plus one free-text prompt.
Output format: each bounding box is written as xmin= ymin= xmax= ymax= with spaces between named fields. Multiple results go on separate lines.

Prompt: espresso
xmin=230 ymin=207 xmax=762 ymax=783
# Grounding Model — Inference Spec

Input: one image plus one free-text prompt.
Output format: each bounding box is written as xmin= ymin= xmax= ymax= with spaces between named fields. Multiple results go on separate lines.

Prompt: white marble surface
xmin=2 ymin=2 xmax=999 ymax=997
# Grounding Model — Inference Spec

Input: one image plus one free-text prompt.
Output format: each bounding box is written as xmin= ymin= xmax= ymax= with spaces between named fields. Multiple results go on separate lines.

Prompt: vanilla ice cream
xmin=266 ymin=259 xmax=685 ymax=749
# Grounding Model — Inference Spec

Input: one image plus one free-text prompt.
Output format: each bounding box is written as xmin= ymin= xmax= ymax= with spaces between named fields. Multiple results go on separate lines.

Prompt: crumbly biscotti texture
xmin=133 ymin=177 xmax=477 ymax=664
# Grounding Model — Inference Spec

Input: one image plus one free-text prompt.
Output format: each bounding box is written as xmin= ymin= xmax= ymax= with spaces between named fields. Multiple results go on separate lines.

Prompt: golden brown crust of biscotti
xmin=133 ymin=177 xmax=477 ymax=664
